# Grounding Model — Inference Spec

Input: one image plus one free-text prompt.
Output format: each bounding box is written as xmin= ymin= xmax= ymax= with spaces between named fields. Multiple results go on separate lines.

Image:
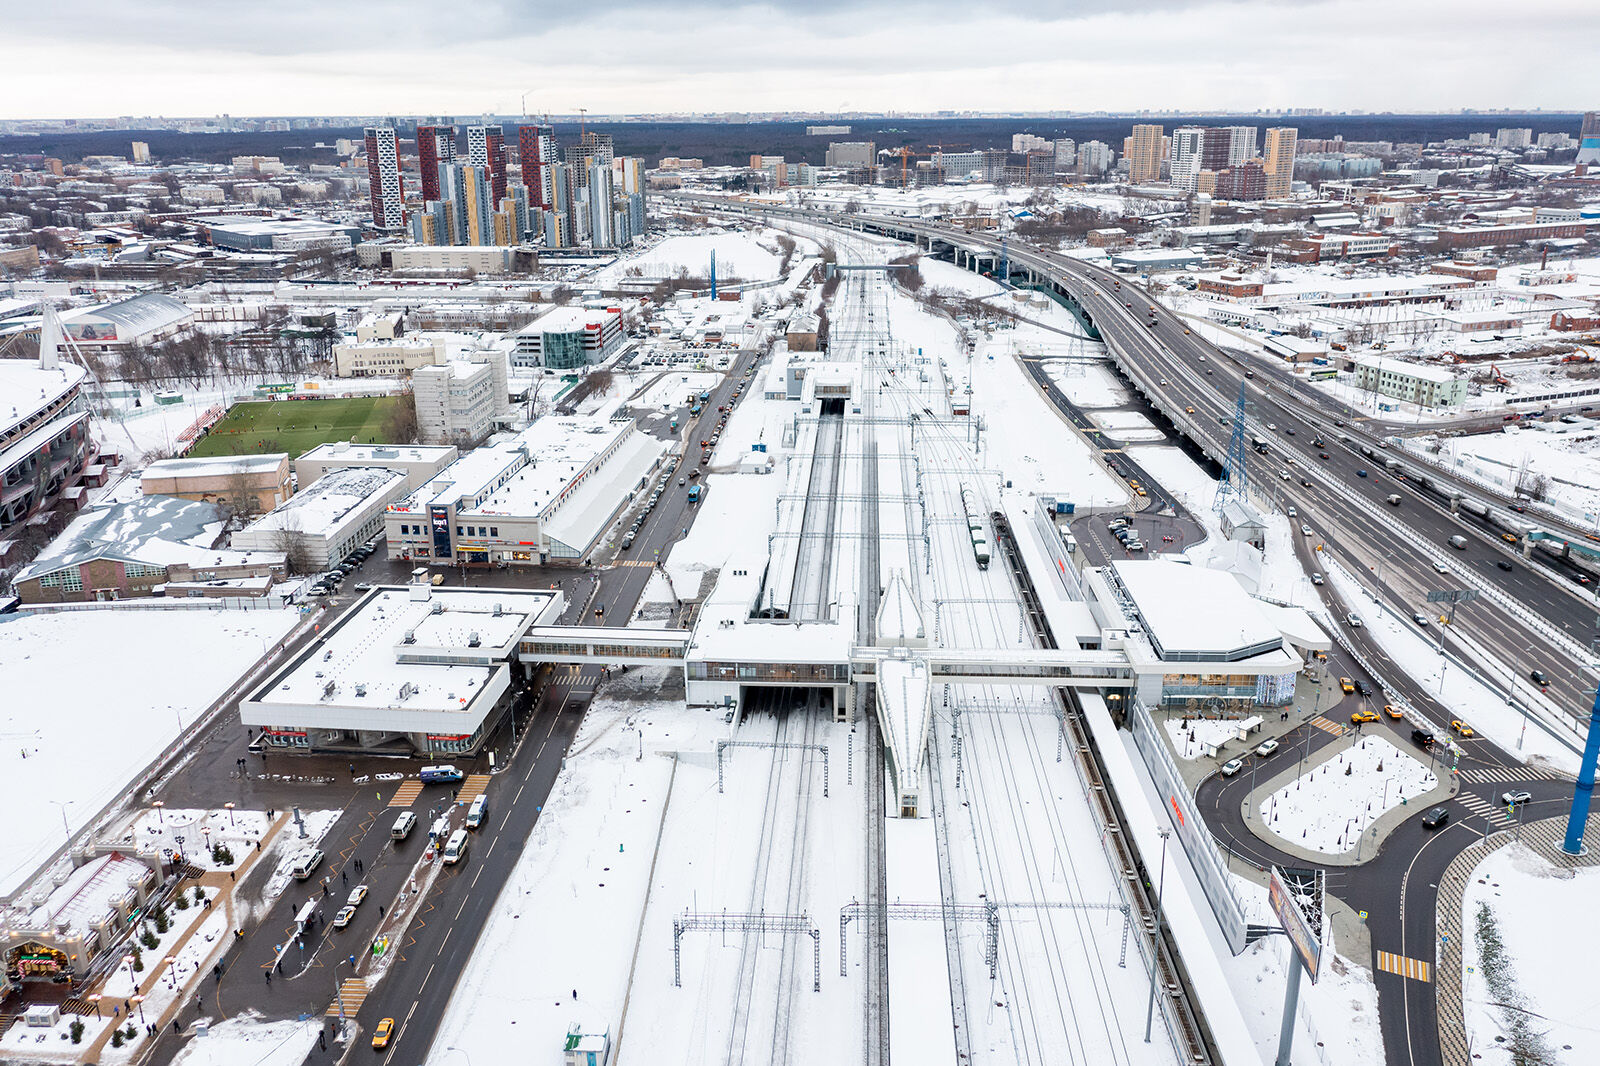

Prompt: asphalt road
xmin=131 ymin=354 xmax=758 ymax=1065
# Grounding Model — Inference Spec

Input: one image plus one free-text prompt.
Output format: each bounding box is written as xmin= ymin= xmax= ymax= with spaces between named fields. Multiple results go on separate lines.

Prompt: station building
xmin=384 ymin=415 xmax=667 ymax=566
xmin=239 ymin=582 xmax=563 ymax=756
xmin=0 ymin=346 xmax=95 ymax=537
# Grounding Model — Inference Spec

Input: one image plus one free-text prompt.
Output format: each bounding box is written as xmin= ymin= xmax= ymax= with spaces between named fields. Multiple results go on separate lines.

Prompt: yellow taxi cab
xmin=1136 ymin=488 xmax=1148 ymax=497
xmin=1383 ymin=704 xmax=1403 ymax=720
xmin=1351 ymin=710 xmax=1379 ymax=724
xmin=1451 ymin=720 xmax=1475 ymax=738
xmin=1185 ymin=405 xmax=1196 ymax=414
xmin=1339 ymin=677 xmax=1356 ymax=694
xmin=372 ymin=1018 xmax=395 ymax=1049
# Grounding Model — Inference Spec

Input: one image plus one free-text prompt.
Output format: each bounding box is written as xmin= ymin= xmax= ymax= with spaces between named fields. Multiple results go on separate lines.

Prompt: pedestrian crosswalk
xmin=1457 ymin=766 xmax=1543 ymax=784
xmin=549 ymin=664 xmax=585 ymax=682
xmin=327 ymin=978 xmax=368 ymax=1016
xmin=615 ymin=559 xmax=657 ymax=568
xmin=1456 ymin=792 xmax=1514 ymax=827
xmin=387 ymin=781 xmax=423 ymax=807
xmin=456 ymin=774 xmax=491 ymax=805
xmin=1308 ymin=715 xmax=1345 ymax=736
xmin=1376 ymin=951 xmax=1431 ymax=982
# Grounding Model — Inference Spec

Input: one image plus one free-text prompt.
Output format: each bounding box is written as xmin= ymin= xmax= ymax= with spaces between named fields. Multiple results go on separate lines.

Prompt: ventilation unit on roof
xmin=492 ymin=602 xmax=503 ymax=617
xmin=431 ymin=601 xmax=443 ymax=615
xmin=321 ymin=679 xmax=337 ymax=700
xmin=468 ymin=631 xmax=480 ymax=648
xmin=323 ymin=650 xmax=333 ymax=661
xmin=397 ymin=682 xmax=417 ymax=701
xmin=402 ymin=629 xmax=416 ymax=644
xmin=355 ymin=683 xmax=367 ymax=697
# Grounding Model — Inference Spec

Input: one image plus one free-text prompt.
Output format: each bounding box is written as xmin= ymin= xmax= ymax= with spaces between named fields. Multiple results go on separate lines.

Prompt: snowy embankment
xmin=1258 ymin=736 xmax=1436 ymax=856
xmin=1322 ymin=556 xmax=1579 ymax=776
xmin=1462 ymin=843 xmax=1600 ymax=1066
xmin=0 ymin=607 xmax=298 ymax=897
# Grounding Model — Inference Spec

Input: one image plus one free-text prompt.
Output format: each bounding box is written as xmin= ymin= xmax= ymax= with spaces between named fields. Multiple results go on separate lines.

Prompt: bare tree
xmin=383 ymin=393 xmax=420 ymax=445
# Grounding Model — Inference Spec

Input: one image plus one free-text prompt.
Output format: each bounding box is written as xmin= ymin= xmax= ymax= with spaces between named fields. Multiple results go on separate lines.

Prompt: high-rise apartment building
xmin=417 ymin=124 xmax=457 ymax=203
xmin=825 ymin=141 xmax=876 ymax=168
xmin=131 ymin=141 xmax=150 ymax=165
xmin=467 ymin=125 xmax=507 ymax=205
xmin=1574 ymin=112 xmax=1600 ymax=165
xmin=1170 ymin=126 xmax=1236 ymax=191
xmin=1076 ymin=140 xmax=1112 ymax=176
xmin=1125 ymin=124 xmax=1164 ymax=183
xmin=586 ymin=162 xmax=615 ymax=248
xmin=518 ymin=125 xmax=556 ymax=210
xmin=1494 ymin=127 xmax=1532 ymax=149
xmin=1052 ymin=139 xmax=1076 ymax=173
xmin=364 ymin=126 xmax=404 ymax=230
xmin=1262 ymin=126 xmax=1299 ymax=199
xmin=437 ymin=163 xmax=494 ymax=246
xmin=1224 ymin=126 xmax=1258 ymax=166
xmin=565 ymin=131 xmax=614 ymax=173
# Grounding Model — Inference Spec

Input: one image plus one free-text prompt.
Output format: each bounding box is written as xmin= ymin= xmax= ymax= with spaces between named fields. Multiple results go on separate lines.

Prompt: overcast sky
xmin=5 ymin=0 xmax=1594 ymax=120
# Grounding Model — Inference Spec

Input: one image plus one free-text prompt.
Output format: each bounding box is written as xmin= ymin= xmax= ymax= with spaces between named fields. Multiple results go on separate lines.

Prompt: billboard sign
xmin=65 ymin=322 xmax=117 ymax=342
xmin=1269 ymin=866 xmax=1324 ymax=982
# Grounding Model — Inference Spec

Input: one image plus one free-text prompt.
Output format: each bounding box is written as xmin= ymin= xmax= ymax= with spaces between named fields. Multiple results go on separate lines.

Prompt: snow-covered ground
xmin=1164 ymin=716 xmax=1248 ymax=760
xmin=1223 ymin=876 xmax=1383 ymax=1066
xmin=1322 ymin=556 xmax=1579 ymax=776
xmin=1414 ymin=422 xmax=1600 ymax=523
xmin=591 ymin=230 xmax=785 ymax=285
xmin=1040 ymin=361 xmax=1129 ymax=408
xmin=169 ymin=1015 xmax=320 ymax=1066
xmin=1258 ymin=736 xmax=1436 ymax=856
xmin=1462 ymin=842 xmax=1600 ymax=1066
xmin=0 ymin=607 xmax=299 ymax=896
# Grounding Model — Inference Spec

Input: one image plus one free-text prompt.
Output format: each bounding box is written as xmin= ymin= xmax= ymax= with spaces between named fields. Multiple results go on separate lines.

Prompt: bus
xmin=687 ymin=485 xmax=702 ymax=504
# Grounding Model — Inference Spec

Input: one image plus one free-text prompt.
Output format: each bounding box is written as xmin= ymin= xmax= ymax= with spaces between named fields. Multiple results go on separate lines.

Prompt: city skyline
xmin=4 ymin=0 xmax=1597 ymax=120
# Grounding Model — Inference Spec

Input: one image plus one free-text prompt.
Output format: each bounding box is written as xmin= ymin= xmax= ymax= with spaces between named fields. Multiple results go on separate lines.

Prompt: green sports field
xmin=186 ymin=397 xmax=405 ymax=459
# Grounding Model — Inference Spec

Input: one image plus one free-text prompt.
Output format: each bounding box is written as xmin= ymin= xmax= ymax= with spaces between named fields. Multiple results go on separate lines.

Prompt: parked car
xmin=1421 ymin=806 xmax=1450 ymax=830
xmin=1220 ymin=758 xmax=1244 ymax=777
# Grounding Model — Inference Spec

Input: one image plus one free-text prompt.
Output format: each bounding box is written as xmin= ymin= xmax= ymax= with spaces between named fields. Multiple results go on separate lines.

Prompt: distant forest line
xmin=2 ymin=114 xmax=1586 ymax=169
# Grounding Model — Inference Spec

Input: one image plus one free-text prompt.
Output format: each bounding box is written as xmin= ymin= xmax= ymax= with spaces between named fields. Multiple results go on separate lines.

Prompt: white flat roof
xmin=1353 ymin=355 xmax=1461 ymax=384
xmin=300 ymin=442 xmax=456 ymax=464
xmin=467 ymin=418 xmax=631 ymax=519
xmin=250 ymin=586 xmax=553 ymax=718
xmin=242 ymin=467 xmax=405 ymax=537
xmin=143 ymin=453 xmax=288 ymax=479
xmin=1113 ymin=560 xmax=1283 ymax=659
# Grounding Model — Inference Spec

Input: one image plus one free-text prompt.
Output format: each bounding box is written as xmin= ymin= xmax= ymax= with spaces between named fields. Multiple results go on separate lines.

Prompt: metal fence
xmin=1127 ymin=697 xmax=1250 ymax=954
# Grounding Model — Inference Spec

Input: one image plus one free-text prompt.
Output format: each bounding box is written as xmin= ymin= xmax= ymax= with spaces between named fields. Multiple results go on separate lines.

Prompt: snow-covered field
xmin=1462 ymin=842 xmax=1600 ymax=1066
xmin=1258 ymin=736 xmax=1436 ymax=856
xmin=592 ymin=230 xmax=785 ymax=284
xmin=1322 ymin=556 xmax=1579 ymax=776
xmin=0 ymin=607 xmax=298 ymax=896
xmin=1416 ymin=423 xmax=1600 ymax=522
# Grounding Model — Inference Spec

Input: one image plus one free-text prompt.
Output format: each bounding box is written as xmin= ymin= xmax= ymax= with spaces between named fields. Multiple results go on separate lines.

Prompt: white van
xmin=290 ymin=848 xmax=324 ymax=881
xmin=391 ymin=811 xmax=417 ymax=841
xmin=442 ymin=829 xmax=469 ymax=865
xmin=429 ymin=815 xmax=451 ymax=844
xmin=466 ymin=795 xmax=487 ymax=830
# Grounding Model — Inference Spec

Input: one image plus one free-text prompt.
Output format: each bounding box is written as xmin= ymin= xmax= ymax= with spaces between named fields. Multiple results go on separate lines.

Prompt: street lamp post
xmin=224 ymin=801 xmax=236 ymax=827
xmin=48 ymin=799 xmax=72 ymax=848
xmin=1143 ymin=828 xmax=1172 ymax=1043
xmin=131 ymin=995 xmax=146 ymax=1025
xmin=1508 ymin=644 xmax=1534 ymax=751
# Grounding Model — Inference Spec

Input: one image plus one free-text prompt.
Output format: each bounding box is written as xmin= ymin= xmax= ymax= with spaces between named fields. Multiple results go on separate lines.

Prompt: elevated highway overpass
xmin=672 ymin=195 xmax=1600 ymax=728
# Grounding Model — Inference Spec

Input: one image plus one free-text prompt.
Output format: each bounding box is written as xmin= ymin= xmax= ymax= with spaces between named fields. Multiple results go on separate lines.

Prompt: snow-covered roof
xmin=142 ymin=453 xmax=288 ymax=480
xmin=876 ymin=570 xmax=925 ymax=645
xmin=241 ymin=467 xmax=406 ymax=537
xmin=15 ymin=496 xmax=282 ymax=583
xmin=465 ymin=419 xmax=632 ymax=520
xmin=0 ymin=357 xmax=86 ymax=440
xmin=1112 ymin=560 xmax=1285 ymax=661
xmin=18 ymin=851 xmax=152 ymax=938
xmin=62 ymin=292 xmax=193 ymax=337
xmin=1352 ymin=355 xmax=1461 ymax=384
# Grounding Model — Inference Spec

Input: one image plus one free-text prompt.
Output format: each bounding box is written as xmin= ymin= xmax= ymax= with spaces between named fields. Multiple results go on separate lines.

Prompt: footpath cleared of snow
xmin=1258 ymin=736 xmax=1436 ymax=856
xmin=0 ymin=607 xmax=298 ymax=896
xmin=1462 ymin=843 xmax=1600 ymax=1066
xmin=1323 ymin=558 xmax=1579 ymax=777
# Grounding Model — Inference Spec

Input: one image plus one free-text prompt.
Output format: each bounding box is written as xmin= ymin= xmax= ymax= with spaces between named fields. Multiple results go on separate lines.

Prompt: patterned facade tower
xmin=417 ymin=125 xmax=457 ymax=204
xmin=518 ymin=125 xmax=557 ymax=211
xmin=363 ymin=126 xmax=403 ymax=229
xmin=467 ymin=125 xmax=507 ymax=205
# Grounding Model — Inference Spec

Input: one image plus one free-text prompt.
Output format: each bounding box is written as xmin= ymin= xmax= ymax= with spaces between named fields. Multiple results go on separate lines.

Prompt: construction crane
xmin=886 ymin=147 xmax=943 ymax=190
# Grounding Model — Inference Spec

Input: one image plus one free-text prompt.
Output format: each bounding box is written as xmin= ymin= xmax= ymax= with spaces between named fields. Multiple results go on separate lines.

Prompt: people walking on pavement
xmin=264 ymin=971 xmax=271 ymax=985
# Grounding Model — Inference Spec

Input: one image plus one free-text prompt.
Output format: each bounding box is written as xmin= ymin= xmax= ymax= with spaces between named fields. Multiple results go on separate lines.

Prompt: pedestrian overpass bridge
xmin=518 ymin=626 xmax=1137 ymax=689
